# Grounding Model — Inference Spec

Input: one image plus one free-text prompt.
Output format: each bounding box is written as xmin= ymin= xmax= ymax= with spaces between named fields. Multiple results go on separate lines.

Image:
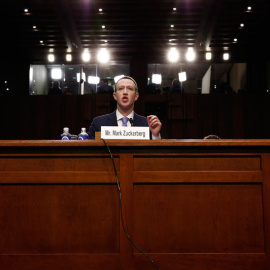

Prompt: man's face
xmin=113 ymin=78 xmax=139 ymax=111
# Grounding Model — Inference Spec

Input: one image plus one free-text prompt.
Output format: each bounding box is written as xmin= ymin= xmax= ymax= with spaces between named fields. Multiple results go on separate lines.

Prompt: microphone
xmin=129 ymin=118 xmax=134 ymax=126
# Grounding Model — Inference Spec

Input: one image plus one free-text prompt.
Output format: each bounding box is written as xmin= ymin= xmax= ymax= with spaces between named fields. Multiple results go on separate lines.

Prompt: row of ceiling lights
xmin=231 ymin=5 xmax=252 ymax=44
xmin=45 ymin=47 xmax=231 ymax=63
xmin=24 ymin=4 xmax=253 ymax=57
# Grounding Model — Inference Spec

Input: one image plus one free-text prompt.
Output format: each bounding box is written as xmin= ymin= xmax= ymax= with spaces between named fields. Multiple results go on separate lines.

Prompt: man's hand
xmin=147 ymin=115 xmax=162 ymax=138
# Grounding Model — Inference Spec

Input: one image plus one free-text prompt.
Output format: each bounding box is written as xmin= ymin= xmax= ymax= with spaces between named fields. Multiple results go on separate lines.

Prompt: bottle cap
xmin=81 ymin=127 xmax=86 ymax=133
xmin=64 ymin=127 xmax=69 ymax=133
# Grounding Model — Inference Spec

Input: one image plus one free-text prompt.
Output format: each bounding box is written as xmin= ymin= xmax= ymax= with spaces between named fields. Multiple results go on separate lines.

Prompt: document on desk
xmin=101 ymin=126 xmax=150 ymax=140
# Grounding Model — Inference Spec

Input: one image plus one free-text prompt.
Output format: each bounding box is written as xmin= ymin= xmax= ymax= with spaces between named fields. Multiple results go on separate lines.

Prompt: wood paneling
xmin=134 ymin=155 xmax=261 ymax=171
xmin=1 ymin=93 xmax=270 ymax=140
xmin=0 ymin=185 xmax=119 ymax=254
xmin=0 ymin=140 xmax=269 ymax=270
xmin=133 ymin=184 xmax=264 ymax=253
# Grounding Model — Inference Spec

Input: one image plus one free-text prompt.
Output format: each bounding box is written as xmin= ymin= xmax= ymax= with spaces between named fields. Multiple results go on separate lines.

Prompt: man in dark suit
xmin=97 ymin=79 xmax=114 ymax=93
xmin=88 ymin=76 xmax=162 ymax=139
xmin=48 ymin=81 xmax=63 ymax=95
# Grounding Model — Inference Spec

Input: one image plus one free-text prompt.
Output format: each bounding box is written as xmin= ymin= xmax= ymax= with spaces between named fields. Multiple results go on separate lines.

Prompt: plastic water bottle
xmin=78 ymin=127 xmax=89 ymax=140
xmin=61 ymin=127 xmax=71 ymax=140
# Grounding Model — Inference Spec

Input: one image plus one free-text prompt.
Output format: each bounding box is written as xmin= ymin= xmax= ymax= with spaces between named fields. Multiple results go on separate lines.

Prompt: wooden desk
xmin=0 ymin=140 xmax=269 ymax=270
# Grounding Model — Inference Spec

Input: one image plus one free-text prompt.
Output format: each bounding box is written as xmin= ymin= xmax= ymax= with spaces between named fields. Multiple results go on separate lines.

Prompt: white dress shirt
xmin=116 ymin=110 xmax=134 ymax=127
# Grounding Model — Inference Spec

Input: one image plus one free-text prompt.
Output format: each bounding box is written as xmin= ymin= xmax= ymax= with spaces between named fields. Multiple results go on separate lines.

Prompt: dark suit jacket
xmin=88 ymin=110 xmax=149 ymax=139
xmin=48 ymin=87 xmax=63 ymax=95
xmin=97 ymin=84 xmax=114 ymax=93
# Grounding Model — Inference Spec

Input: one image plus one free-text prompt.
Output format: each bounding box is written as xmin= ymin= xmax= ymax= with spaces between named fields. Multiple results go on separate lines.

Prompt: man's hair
xmin=114 ymin=76 xmax=138 ymax=92
xmin=52 ymin=80 xmax=60 ymax=88
xmin=172 ymin=79 xmax=181 ymax=88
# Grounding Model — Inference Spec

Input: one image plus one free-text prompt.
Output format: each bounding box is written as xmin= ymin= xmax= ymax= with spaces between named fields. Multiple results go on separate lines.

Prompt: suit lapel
xmin=106 ymin=111 xmax=118 ymax=126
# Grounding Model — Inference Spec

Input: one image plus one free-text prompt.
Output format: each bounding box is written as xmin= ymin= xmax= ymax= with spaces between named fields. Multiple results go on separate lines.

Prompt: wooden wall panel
xmin=216 ymin=94 xmax=233 ymax=139
xmin=186 ymin=94 xmax=200 ymax=139
xmin=1 ymin=93 xmax=270 ymax=140
xmin=167 ymin=93 xmax=186 ymax=139
xmin=168 ymin=93 xmax=185 ymax=120
xmin=94 ymin=93 xmax=115 ymax=117
xmin=168 ymin=120 xmax=186 ymax=139
xmin=232 ymin=94 xmax=245 ymax=139
xmin=199 ymin=95 xmax=216 ymax=138
xmin=62 ymin=95 xmax=79 ymax=135
xmin=34 ymin=96 xmax=48 ymax=139
xmin=47 ymin=96 xmax=64 ymax=139
xmin=80 ymin=95 xmax=93 ymax=132
xmin=0 ymin=97 xmax=21 ymax=140
xmin=19 ymin=96 xmax=35 ymax=139
xmin=243 ymin=94 xmax=264 ymax=138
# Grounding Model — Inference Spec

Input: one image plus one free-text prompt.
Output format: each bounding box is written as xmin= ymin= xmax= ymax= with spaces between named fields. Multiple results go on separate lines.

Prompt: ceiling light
xmin=170 ymin=25 xmax=174 ymax=28
xmin=24 ymin=9 xmax=28 ymax=13
xmin=33 ymin=26 xmax=36 ymax=29
xmin=152 ymin=74 xmax=162 ymax=84
xmin=205 ymin=52 xmax=212 ymax=60
xmin=178 ymin=72 xmax=187 ymax=82
xmin=99 ymin=8 xmax=103 ymax=12
xmin=186 ymin=48 xmax=196 ymax=61
xmin=51 ymin=68 xmax=62 ymax=79
xmin=173 ymin=8 xmax=177 ymax=11
xmin=223 ymin=53 xmax=229 ymax=61
xmin=66 ymin=54 xmax=72 ymax=61
xmin=240 ymin=23 xmax=244 ymax=27
xmin=167 ymin=47 xmax=179 ymax=62
xmin=97 ymin=48 xmax=110 ymax=63
xmin=102 ymin=25 xmax=106 ymax=29
xmin=88 ymin=76 xmax=100 ymax=84
xmin=247 ymin=6 xmax=252 ymax=11
xmin=48 ymin=54 xmax=55 ymax=62
xmin=234 ymin=38 xmax=238 ymax=42
xmin=82 ymin=51 xmax=91 ymax=62
xmin=114 ymin=75 xmax=125 ymax=83
xmin=40 ymin=40 xmax=43 ymax=44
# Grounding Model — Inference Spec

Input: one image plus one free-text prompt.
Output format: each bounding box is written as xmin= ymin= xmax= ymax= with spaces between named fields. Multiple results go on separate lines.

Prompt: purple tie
xmin=121 ymin=117 xmax=129 ymax=126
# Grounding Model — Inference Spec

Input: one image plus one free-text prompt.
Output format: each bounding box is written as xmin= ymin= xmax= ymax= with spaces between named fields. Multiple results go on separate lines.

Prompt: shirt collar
xmin=116 ymin=110 xmax=134 ymax=121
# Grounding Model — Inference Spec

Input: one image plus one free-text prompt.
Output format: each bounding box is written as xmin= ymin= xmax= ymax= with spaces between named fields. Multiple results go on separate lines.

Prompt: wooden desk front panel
xmin=0 ymin=154 xmax=121 ymax=270
xmin=133 ymin=154 xmax=266 ymax=270
xmin=0 ymin=142 xmax=268 ymax=270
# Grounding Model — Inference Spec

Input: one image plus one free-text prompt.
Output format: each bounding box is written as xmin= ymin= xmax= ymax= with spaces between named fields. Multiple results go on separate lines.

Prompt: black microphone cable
xmin=101 ymin=138 xmax=160 ymax=270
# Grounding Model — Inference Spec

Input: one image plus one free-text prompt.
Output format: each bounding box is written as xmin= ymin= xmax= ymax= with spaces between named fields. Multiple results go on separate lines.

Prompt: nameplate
xmin=101 ymin=126 xmax=150 ymax=140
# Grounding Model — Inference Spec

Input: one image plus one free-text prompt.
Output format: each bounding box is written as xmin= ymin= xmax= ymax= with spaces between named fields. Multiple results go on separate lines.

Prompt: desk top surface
xmin=1 ymin=139 xmax=270 ymax=147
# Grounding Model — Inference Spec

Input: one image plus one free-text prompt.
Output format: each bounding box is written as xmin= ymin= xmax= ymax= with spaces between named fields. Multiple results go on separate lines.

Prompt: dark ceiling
xmin=2 ymin=0 xmax=270 ymax=64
